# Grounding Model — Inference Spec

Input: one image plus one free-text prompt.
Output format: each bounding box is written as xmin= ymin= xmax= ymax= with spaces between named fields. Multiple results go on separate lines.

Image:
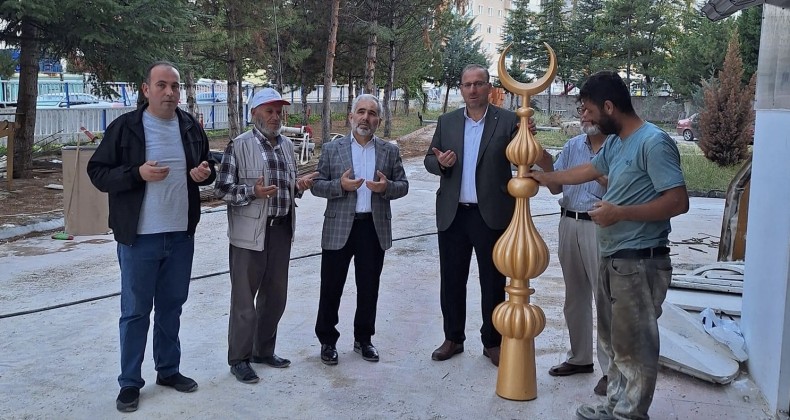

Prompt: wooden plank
xmin=0 ymin=120 xmax=14 ymax=190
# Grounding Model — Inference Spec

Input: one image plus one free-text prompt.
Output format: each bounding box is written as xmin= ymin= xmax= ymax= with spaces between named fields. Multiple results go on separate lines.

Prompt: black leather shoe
xmin=251 ymin=354 xmax=291 ymax=368
xmin=548 ymin=362 xmax=594 ymax=377
xmin=354 ymin=341 xmax=379 ymax=362
xmin=321 ymin=344 xmax=338 ymax=365
xmin=431 ymin=340 xmax=464 ymax=361
xmin=156 ymin=372 xmax=198 ymax=392
xmin=230 ymin=361 xmax=260 ymax=384
xmin=116 ymin=386 xmax=139 ymax=412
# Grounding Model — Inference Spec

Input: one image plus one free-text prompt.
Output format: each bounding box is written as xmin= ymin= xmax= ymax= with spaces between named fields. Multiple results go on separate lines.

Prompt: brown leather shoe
xmin=431 ymin=340 xmax=464 ymax=361
xmin=483 ymin=346 xmax=500 ymax=367
xmin=593 ymin=375 xmax=608 ymax=396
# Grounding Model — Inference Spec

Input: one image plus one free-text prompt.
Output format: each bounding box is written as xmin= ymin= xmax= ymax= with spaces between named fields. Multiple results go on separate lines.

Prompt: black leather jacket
xmin=87 ymin=105 xmax=216 ymax=245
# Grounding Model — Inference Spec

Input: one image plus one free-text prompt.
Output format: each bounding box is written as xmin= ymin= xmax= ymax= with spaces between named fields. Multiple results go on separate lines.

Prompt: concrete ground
xmin=0 ymin=157 xmax=774 ymax=419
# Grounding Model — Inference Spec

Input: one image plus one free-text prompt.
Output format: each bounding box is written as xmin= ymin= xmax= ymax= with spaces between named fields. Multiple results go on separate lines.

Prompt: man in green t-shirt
xmin=528 ymin=71 xmax=689 ymax=420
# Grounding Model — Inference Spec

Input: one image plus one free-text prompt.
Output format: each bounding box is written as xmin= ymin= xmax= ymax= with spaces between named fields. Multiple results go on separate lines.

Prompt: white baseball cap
xmin=249 ymin=87 xmax=290 ymax=109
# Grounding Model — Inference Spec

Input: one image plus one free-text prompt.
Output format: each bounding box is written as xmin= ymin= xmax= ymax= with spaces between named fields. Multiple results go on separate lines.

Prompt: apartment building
xmin=458 ymin=0 xmax=542 ymax=77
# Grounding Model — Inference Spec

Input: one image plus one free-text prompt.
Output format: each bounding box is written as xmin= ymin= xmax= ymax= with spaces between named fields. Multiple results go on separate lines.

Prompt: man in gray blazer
xmin=424 ymin=64 xmax=519 ymax=367
xmin=311 ymin=94 xmax=409 ymax=365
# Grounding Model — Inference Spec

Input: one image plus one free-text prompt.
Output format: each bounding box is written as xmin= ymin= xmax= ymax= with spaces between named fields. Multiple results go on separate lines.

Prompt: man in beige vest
xmin=214 ymin=88 xmax=317 ymax=384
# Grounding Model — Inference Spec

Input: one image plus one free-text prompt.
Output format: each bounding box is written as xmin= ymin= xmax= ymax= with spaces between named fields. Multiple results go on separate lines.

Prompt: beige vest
xmin=226 ymin=131 xmax=297 ymax=251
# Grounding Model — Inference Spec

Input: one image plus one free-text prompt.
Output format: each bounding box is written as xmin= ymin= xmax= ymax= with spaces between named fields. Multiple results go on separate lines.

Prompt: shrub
xmin=698 ymin=30 xmax=755 ymax=166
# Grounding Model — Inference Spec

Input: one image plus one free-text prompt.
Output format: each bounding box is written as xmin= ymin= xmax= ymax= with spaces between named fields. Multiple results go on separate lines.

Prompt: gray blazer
xmin=424 ymin=105 xmax=518 ymax=231
xmin=311 ymin=134 xmax=409 ymax=251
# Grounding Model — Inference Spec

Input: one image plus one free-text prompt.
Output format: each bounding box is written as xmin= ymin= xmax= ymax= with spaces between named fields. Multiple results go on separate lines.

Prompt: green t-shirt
xmin=591 ymin=122 xmax=686 ymax=256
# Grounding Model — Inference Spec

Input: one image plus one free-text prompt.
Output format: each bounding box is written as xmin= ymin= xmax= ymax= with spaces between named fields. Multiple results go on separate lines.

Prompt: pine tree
xmin=698 ymin=30 xmax=755 ymax=166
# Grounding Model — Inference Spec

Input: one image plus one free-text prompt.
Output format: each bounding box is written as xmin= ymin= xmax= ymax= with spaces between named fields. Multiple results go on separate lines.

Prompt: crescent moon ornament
xmin=498 ymin=42 xmax=557 ymax=99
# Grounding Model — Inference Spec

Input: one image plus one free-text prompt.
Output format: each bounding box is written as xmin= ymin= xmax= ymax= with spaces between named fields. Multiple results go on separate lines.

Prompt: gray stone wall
xmin=528 ymin=94 xmax=683 ymax=123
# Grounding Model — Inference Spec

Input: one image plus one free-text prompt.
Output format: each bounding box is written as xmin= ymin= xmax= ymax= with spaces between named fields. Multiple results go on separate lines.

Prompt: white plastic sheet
xmin=699 ymin=307 xmax=748 ymax=362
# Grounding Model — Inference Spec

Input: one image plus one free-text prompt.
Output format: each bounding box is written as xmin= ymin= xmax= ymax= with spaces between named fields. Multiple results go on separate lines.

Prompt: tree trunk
xmin=185 ymin=68 xmax=197 ymax=117
xmin=237 ymin=69 xmax=244 ymax=128
xmin=184 ymin=43 xmax=197 ymax=117
xmin=403 ymin=88 xmax=410 ymax=117
xmin=301 ymin=74 xmax=308 ymax=126
xmin=383 ymin=37 xmax=396 ymax=137
xmin=364 ymin=2 xmax=378 ymax=95
xmin=346 ymin=74 xmax=353 ymax=128
xmin=227 ymin=59 xmax=240 ymax=138
xmin=322 ymin=0 xmax=340 ymax=143
xmin=13 ymin=20 xmax=39 ymax=179
xmin=226 ymin=1 xmax=241 ymax=138
xmin=442 ymin=82 xmax=450 ymax=113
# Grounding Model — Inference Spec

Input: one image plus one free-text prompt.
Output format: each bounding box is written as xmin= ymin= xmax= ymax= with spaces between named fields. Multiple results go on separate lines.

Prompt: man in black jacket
xmin=87 ymin=61 xmax=216 ymax=413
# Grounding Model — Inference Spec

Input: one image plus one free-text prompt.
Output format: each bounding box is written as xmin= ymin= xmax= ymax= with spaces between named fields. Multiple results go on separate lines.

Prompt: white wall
xmin=743 ymin=110 xmax=790 ymax=415
xmin=742 ymin=4 xmax=790 ymax=415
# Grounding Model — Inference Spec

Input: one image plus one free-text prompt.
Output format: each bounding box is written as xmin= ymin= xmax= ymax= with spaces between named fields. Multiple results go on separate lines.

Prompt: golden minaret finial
xmin=492 ymin=42 xmax=558 ymax=401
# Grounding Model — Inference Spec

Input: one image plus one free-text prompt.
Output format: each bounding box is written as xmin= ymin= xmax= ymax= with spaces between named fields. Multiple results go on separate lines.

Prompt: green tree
xmin=595 ymin=0 xmax=683 ymax=95
xmin=567 ymin=0 xmax=606 ymax=88
xmin=698 ymin=31 xmax=755 ymax=166
xmin=502 ymin=0 xmax=572 ymax=93
xmin=0 ymin=49 xmax=16 ymax=80
xmin=501 ymin=0 xmax=541 ymax=65
xmin=377 ymin=0 xmax=444 ymax=136
xmin=663 ymin=8 xmax=732 ymax=100
xmin=190 ymin=0 xmax=272 ymax=137
xmin=438 ymin=13 xmax=488 ymax=112
xmin=0 ymin=0 xmax=192 ymax=178
xmin=535 ymin=0 xmax=573 ymax=94
xmin=737 ymin=5 xmax=761 ymax=84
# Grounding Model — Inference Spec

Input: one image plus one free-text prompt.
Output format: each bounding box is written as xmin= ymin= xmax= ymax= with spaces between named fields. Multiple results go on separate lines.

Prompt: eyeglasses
xmin=576 ymin=106 xmax=585 ymax=116
xmin=460 ymin=81 xmax=488 ymax=89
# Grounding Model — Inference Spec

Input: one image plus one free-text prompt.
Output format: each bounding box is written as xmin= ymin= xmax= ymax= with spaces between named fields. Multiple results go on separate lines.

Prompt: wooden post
xmin=0 ymin=119 xmax=14 ymax=191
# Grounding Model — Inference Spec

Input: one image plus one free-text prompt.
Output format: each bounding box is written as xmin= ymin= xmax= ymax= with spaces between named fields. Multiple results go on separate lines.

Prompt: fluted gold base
xmin=496 ymin=336 xmax=538 ymax=400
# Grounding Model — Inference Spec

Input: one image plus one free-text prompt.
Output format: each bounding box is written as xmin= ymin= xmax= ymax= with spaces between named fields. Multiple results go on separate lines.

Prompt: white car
xmin=36 ymin=93 xmax=117 ymax=109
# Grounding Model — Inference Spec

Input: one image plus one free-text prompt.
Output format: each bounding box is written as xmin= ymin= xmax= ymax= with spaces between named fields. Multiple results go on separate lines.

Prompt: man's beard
xmin=254 ymin=117 xmax=281 ymax=138
xmin=352 ymin=123 xmax=374 ymax=138
xmin=597 ymin=113 xmax=620 ymax=136
xmin=581 ymin=123 xmax=601 ymax=136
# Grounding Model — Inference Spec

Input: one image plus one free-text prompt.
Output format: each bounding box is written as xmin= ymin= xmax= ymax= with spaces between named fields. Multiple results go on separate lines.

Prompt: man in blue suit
xmin=311 ymin=94 xmax=409 ymax=365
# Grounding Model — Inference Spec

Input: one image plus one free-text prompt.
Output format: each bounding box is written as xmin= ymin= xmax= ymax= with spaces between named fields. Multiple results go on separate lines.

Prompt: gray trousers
xmin=227 ymin=222 xmax=292 ymax=365
xmin=557 ymin=216 xmax=609 ymax=372
xmin=597 ymin=255 xmax=672 ymax=420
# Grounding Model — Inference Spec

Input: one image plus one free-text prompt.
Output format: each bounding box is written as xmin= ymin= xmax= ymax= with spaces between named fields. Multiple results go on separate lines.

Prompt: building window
xmin=498 ymin=9 xmax=502 ymax=17
xmin=479 ymin=5 xmax=484 ymax=14
xmin=488 ymin=7 xmax=493 ymax=16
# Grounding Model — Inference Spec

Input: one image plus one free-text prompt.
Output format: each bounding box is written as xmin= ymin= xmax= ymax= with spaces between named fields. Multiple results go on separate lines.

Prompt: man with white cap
xmin=214 ymin=87 xmax=318 ymax=384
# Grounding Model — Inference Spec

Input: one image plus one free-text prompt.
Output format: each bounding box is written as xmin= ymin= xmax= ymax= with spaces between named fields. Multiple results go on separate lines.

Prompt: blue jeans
xmin=117 ymin=232 xmax=194 ymax=388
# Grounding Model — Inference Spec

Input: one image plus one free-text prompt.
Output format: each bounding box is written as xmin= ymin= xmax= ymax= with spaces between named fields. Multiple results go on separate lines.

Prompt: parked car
xmin=36 ymin=93 xmax=116 ymax=109
xmin=677 ymin=113 xmax=700 ymax=141
xmin=677 ymin=113 xmax=755 ymax=144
